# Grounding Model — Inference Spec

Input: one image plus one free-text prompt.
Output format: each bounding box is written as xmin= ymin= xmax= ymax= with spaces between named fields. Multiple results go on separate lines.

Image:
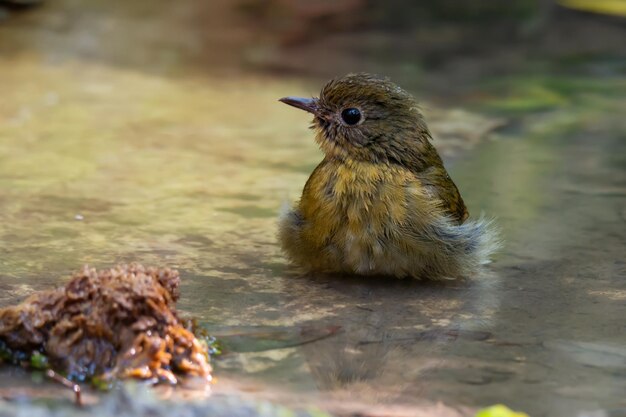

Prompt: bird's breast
xmin=299 ymin=159 xmax=422 ymax=250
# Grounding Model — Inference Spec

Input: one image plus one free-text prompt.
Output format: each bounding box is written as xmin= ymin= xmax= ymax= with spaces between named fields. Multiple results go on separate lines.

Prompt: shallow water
xmin=1 ymin=1 xmax=625 ymax=417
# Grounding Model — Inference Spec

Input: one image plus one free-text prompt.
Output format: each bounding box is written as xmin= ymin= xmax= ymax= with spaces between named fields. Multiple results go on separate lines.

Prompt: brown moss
xmin=0 ymin=264 xmax=211 ymax=384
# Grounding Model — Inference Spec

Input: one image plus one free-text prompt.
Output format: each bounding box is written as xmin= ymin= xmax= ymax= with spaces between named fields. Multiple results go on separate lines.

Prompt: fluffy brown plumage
xmin=279 ymin=73 xmax=499 ymax=279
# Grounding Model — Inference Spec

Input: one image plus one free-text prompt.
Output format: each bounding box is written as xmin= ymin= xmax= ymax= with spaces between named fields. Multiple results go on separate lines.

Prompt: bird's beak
xmin=279 ymin=96 xmax=319 ymax=115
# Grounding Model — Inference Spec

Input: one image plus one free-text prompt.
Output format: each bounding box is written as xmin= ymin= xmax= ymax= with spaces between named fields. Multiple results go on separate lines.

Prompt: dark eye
xmin=341 ymin=108 xmax=361 ymax=125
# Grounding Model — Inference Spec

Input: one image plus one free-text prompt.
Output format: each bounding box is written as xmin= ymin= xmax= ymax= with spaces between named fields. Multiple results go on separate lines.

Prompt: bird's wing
xmin=406 ymin=142 xmax=469 ymax=224
xmin=424 ymin=165 xmax=469 ymax=224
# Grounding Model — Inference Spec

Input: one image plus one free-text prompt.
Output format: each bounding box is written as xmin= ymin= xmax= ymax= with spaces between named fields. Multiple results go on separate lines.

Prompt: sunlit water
xmin=1 ymin=2 xmax=625 ymax=417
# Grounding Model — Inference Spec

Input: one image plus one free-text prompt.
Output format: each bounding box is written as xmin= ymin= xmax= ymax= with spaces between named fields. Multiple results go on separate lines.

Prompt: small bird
xmin=278 ymin=73 xmax=499 ymax=279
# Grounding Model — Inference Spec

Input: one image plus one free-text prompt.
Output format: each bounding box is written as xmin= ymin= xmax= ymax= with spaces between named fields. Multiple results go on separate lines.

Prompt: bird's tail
xmin=427 ymin=215 xmax=502 ymax=278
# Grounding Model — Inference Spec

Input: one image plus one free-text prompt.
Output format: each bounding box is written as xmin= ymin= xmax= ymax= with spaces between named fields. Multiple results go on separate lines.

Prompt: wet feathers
xmin=279 ymin=73 xmax=499 ymax=279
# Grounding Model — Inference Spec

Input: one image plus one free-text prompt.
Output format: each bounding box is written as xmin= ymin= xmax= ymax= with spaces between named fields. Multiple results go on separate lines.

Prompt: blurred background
xmin=1 ymin=0 xmax=624 ymax=91
xmin=0 ymin=1 xmax=625 ymax=417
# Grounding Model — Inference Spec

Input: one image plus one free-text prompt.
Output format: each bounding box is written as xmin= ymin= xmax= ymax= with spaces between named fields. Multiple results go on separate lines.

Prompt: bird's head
xmin=280 ymin=73 xmax=432 ymax=164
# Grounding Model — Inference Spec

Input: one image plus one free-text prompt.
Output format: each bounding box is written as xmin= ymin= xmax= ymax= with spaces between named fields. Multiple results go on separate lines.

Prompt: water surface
xmin=0 ymin=2 xmax=625 ymax=416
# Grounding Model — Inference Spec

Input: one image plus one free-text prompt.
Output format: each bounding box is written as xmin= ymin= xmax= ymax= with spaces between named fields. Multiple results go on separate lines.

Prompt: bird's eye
xmin=341 ymin=108 xmax=361 ymax=125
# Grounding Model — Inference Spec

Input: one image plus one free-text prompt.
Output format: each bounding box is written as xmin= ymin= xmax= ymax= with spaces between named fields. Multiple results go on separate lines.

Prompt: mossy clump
xmin=0 ymin=264 xmax=212 ymax=385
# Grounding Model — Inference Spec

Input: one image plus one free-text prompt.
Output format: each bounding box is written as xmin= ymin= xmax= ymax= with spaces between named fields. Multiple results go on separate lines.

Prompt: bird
xmin=278 ymin=73 xmax=499 ymax=279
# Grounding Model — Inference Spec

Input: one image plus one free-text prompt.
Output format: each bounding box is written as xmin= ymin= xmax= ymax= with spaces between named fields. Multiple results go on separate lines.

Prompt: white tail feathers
xmin=427 ymin=215 xmax=502 ymax=278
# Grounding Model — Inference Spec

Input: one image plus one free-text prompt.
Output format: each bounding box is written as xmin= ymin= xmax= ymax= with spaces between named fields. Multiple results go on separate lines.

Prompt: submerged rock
xmin=0 ymin=264 xmax=211 ymax=385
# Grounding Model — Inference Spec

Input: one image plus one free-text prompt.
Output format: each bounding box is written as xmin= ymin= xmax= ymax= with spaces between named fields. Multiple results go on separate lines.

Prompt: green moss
xmin=198 ymin=335 xmax=223 ymax=357
xmin=90 ymin=375 xmax=115 ymax=391
xmin=0 ymin=340 xmax=29 ymax=364
xmin=478 ymin=73 xmax=625 ymax=117
xmin=0 ymin=341 xmax=50 ymax=371
xmin=29 ymin=351 xmax=49 ymax=370
xmin=0 ymin=340 xmax=12 ymax=362
xmin=475 ymin=404 xmax=530 ymax=417
xmin=485 ymin=85 xmax=568 ymax=113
